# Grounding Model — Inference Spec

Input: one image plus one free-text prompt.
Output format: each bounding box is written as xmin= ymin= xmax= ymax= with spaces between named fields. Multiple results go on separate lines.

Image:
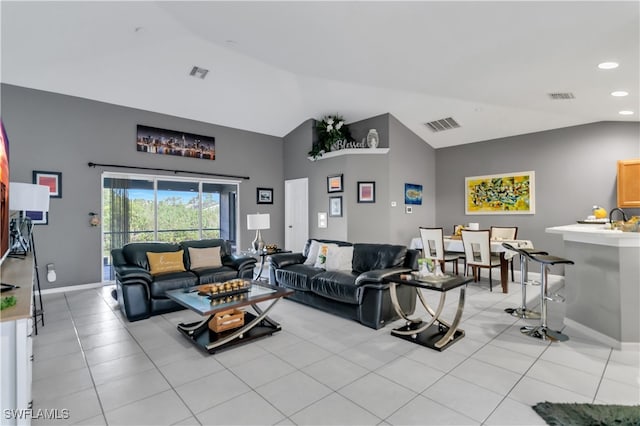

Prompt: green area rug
xmin=533 ymin=402 xmax=640 ymax=425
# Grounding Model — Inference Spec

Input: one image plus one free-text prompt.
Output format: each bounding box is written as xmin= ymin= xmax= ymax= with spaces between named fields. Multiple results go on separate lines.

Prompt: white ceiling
xmin=1 ymin=1 xmax=638 ymax=148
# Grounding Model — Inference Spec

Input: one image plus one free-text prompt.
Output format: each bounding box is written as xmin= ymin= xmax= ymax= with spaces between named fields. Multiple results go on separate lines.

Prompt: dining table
xmin=409 ymin=236 xmax=534 ymax=293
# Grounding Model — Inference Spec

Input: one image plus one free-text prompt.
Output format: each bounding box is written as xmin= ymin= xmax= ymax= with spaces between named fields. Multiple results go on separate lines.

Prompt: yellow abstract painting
xmin=465 ymin=171 xmax=535 ymax=215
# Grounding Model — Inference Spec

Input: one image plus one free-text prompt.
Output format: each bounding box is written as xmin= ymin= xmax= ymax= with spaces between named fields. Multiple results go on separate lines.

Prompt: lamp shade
xmin=9 ymin=182 xmax=50 ymax=212
xmin=247 ymin=213 xmax=270 ymax=230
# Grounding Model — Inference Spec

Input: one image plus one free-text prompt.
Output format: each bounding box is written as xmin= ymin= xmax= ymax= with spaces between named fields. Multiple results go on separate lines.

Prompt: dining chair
xmin=419 ymin=227 xmax=460 ymax=275
xmin=452 ymin=225 xmax=466 ymax=271
xmin=490 ymin=226 xmax=518 ymax=281
xmin=461 ymin=229 xmax=501 ymax=291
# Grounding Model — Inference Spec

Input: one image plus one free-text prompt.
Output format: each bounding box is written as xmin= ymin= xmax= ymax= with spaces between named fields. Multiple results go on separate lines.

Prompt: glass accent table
xmin=384 ymin=273 xmax=472 ymax=351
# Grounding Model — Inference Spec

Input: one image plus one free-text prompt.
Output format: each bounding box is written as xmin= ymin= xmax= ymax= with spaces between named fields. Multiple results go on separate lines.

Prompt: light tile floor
xmin=31 ymin=274 xmax=639 ymax=425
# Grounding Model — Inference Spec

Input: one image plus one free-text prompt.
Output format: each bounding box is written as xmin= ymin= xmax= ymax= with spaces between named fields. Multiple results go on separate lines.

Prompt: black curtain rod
xmin=88 ymin=162 xmax=250 ymax=180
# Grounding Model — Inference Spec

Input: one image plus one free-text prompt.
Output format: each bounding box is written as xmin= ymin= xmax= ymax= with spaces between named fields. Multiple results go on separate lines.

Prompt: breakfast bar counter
xmin=546 ymin=224 xmax=640 ymax=348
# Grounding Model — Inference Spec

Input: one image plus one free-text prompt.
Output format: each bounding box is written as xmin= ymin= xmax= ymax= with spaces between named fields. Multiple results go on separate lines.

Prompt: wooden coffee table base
xmin=177 ymin=302 xmax=284 ymax=354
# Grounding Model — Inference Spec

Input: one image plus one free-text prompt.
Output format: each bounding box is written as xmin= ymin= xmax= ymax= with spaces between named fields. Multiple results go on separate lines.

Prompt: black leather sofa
xmin=269 ymin=239 xmax=418 ymax=329
xmin=111 ymin=239 xmax=256 ymax=321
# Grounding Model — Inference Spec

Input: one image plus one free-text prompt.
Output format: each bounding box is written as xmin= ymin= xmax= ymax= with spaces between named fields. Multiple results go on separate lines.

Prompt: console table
xmin=384 ymin=273 xmax=472 ymax=351
xmin=1 ymin=255 xmax=35 ymax=426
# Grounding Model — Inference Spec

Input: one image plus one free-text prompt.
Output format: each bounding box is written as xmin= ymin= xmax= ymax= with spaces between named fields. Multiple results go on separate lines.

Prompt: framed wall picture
xmin=465 ymin=170 xmax=535 ymax=214
xmin=327 ymin=174 xmax=343 ymax=193
xmin=357 ymin=181 xmax=376 ymax=203
xmin=329 ymin=196 xmax=343 ymax=217
xmin=257 ymin=187 xmax=273 ymax=204
xmin=25 ymin=210 xmax=48 ymax=225
xmin=404 ymin=183 xmax=423 ymax=205
xmin=136 ymin=125 xmax=215 ymax=160
xmin=33 ymin=170 xmax=62 ymax=198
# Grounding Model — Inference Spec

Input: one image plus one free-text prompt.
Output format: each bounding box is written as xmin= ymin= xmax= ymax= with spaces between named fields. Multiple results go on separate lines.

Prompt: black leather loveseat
xmin=269 ymin=239 xmax=418 ymax=329
xmin=111 ymin=239 xmax=256 ymax=321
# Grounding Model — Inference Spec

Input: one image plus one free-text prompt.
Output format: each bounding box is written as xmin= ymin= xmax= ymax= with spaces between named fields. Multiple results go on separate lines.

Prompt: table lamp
xmin=247 ymin=213 xmax=270 ymax=253
xmin=9 ymin=182 xmax=50 ymax=253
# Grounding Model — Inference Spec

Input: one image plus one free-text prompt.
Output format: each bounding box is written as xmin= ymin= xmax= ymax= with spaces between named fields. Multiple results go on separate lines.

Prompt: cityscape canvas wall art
xmin=136 ymin=125 xmax=215 ymax=160
xmin=465 ymin=171 xmax=535 ymax=214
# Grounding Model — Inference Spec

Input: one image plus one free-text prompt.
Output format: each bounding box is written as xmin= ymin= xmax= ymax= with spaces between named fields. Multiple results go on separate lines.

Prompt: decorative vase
xmin=366 ymin=129 xmax=379 ymax=149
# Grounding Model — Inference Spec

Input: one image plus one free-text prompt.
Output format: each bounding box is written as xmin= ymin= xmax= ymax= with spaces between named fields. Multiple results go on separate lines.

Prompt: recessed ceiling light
xmin=598 ymin=62 xmax=619 ymax=70
xmin=611 ymin=91 xmax=629 ymax=97
xmin=619 ymin=110 xmax=634 ymax=115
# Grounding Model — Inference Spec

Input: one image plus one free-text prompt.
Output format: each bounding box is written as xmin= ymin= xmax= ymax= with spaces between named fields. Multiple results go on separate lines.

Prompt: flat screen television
xmin=1 ymin=118 xmax=10 ymax=266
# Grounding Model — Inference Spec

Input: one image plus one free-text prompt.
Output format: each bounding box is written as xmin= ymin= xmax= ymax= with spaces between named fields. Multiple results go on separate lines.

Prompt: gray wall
xmin=283 ymin=113 xmax=437 ymax=245
xmin=388 ymin=114 xmax=437 ymax=245
xmin=2 ymin=84 xmax=284 ymax=288
xmin=435 ymin=121 xmax=640 ymax=266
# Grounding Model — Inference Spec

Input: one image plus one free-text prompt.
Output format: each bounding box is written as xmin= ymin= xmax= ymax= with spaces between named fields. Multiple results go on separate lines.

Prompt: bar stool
xmin=520 ymin=252 xmax=573 ymax=342
xmin=502 ymin=243 xmax=548 ymax=319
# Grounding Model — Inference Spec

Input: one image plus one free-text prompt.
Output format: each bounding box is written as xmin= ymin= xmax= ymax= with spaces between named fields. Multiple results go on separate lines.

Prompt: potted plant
xmin=308 ymin=114 xmax=354 ymax=159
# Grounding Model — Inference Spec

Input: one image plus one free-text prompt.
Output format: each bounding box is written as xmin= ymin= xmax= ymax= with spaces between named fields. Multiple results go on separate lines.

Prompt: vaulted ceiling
xmin=2 ymin=1 xmax=638 ymax=148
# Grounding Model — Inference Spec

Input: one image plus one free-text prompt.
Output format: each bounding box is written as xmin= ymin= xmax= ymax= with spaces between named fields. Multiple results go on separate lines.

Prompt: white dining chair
xmin=490 ymin=226 xmax=518 ymax=281
xmin=419 ymin=227 xmax=460 ymax=275
xmin=461 ymin=229 xmax=501 ymax=291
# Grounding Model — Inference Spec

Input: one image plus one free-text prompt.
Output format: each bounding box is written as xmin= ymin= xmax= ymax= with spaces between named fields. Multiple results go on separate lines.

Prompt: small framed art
xmin=33 ymin=170 xmax=62 ymax=198
xmin=257 ymin=187 xmax=273 ymax=204
xmin=25 ymin=210 xmax=48 ymax=225
xmin=404 ymin=183 xmax=422 ymax=205
xmin=327 ymin=174 xmax=343 ymax=193
xmin=329 ymin=196 xmax=343 ymax=217
xmin=357 ymin=181 xmax=375 ymax=203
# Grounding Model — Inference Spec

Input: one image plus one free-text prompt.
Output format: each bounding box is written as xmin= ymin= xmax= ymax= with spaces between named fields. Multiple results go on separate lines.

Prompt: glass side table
xmin=239 ymin=249 xmax=291 ymax=281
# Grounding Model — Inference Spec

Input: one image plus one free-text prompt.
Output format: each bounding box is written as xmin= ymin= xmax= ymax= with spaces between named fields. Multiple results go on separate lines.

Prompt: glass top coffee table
xmin=166 ymin=281 xmax=293 ymax=354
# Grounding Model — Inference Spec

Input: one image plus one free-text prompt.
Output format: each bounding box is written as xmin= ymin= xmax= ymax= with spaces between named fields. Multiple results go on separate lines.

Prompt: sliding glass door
xmin=102 ymin=173 xmax=238 ymax=281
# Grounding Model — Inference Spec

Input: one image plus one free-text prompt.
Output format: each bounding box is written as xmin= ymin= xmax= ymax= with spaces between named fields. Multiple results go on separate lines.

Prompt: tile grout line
xmin=62 ymin=291 xmax=109 ymax=426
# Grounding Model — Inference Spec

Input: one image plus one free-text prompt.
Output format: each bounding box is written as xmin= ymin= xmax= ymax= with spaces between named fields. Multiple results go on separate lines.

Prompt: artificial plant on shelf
xmin=308 ymin=114 xmax=355 ymax=159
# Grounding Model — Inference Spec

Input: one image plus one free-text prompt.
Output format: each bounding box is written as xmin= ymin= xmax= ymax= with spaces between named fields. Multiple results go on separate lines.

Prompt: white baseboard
xmin=40 ymin=281 xmax=114 ymax=295
xmin=563 ymin=317 xmax=637 ymax=350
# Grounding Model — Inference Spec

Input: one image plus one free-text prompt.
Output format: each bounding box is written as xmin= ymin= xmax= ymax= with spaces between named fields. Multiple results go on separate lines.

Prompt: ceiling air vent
xmin=189 ymin=66 xmax=209 ymax=79
xmin=424 ymin=117 xmax=460 ymax=132
xmin=548 ymin=92 xmax=575 ymax=100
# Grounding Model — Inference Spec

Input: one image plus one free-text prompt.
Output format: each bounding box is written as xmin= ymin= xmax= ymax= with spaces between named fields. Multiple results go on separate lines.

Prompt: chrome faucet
xmin=609 ymin=208 xmax=628 ymax=223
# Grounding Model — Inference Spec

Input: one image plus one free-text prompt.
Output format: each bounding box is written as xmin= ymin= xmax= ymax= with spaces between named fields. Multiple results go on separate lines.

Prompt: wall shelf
xmin=308 ymin=148 xmax=389 ymax=161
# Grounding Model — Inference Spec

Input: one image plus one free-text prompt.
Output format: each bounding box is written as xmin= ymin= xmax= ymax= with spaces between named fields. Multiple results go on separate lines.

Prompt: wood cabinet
xmin=617 ymin=159 xmax=640 ymax=208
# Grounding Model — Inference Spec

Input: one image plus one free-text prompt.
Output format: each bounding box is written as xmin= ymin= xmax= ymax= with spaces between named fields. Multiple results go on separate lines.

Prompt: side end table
xmin=384 ymin=273 xmax=472 ymax=351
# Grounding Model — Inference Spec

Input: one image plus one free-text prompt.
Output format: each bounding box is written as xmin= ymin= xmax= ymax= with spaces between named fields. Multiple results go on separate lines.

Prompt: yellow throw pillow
xmin=188 ymin=246 xmax=222 ymax=270
xmin=147 ymin=250 xmax=185 ymax=275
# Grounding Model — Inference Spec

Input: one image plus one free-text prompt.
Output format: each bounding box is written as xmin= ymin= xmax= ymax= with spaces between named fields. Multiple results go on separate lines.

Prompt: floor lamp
xmin=9 ymin=182 xmax=50 ymax=334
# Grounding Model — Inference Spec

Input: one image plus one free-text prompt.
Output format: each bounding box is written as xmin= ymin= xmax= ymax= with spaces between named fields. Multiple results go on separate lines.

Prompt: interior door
xmin=285 ymin=178 xmax=308 ymax=252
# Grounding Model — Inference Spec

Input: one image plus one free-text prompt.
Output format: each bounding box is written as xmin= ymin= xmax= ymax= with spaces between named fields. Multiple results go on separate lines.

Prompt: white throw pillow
xmin=304 ymin=240 xmax=321 ymax=266
xmin=188 ymin=246 xmax=222 ymax=269
xmin=313 ymin=243 xmax=337 ymax=269
xmin=325 ymin=246 xmax=354 ymax=271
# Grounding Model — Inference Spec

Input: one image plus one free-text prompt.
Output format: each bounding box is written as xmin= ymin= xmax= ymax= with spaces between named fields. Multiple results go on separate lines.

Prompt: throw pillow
xmin=147 ymin=250 xmax=185 ymax=275
xmin=188 ymin=246 xmax=222 ymax=269
xmin=304 ymin=240 xmax=321 ymax=265
xmin=314 ymin=243 xmax=337 ymax=269
xmin=325 ymin=245 xmax=354 ymax=271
